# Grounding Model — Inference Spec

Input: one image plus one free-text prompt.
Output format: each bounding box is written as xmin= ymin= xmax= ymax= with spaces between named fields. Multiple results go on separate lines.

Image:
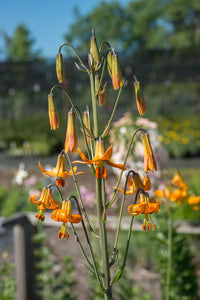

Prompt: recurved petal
xmin=105 ymin=160 xmax=126 ymax=171
xmin=101 ymin=145 xmax=113 ymax=160
xmin=69 ymin=215 xmax=82 ymax=223
xmin=77 ymin=149 xmax=93 ymax=164
xmin=38 ymin=161 xmax=58 ymax=177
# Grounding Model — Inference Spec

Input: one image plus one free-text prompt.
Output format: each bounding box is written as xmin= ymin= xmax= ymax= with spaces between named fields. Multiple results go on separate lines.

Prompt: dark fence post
xmin=1 ymin=213 xmax=36 ymax=300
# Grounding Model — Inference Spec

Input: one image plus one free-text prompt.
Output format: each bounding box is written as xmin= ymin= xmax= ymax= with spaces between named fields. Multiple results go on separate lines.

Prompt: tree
xmin=64 ymin=0 xmax=200 ymax=54
xmin=4 ymin=24 xmax=40 ymax=61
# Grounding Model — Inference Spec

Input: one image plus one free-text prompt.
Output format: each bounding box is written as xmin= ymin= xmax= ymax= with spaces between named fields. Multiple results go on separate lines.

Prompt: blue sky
xmin=0 ymin=0 xmax=131 ymax=59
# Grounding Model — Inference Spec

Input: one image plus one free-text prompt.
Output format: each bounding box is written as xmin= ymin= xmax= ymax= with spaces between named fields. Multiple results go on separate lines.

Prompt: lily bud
xmin=90 ymin=29 xmax=100 ymax=63
xmin=65 ymin=110 xmax=77 ymax=153
xmin=95 ymin=138 xmax=105 ymax=157
xmin=56 ymin=53 xmax=64 ymax=83
xmin=84 ymin=110 xmax=91 ymax=144
xmin=95 ymin=74 xmax=107 ymax=106
xmin=112 ymin=53 xmax=123 ymax=90
xmin=107 ymin=50 xmax=112 ymax=78
xmin=48 ymin=93 xmax=59 ymax=130
xmin=134 ymin=80 xmax=147 ymax=116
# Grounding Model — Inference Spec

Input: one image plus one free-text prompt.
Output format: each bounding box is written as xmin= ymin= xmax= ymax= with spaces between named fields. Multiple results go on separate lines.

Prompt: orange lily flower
xmin=128 ymin=193 xmax=160 ymax=231
xmin=188 ymin=195 xmax=200 ymax=206
xmin=73 ymin=139 xmax=126 ymax=179
xmin=141 ymin=133 xmax=157 ymax=173
xmin=134 ymin=80 xmax=147 ymax=116
xmin=118 ymin=173 xmax=151 ymax=194
xmin=171 ymin=172 xmax=188 ymax=191
xmin=155 ymin=172 xmax=188 ymax=205
xmin=155 ymin=187 xmax=188 ymax=205
xmin=51 ymin=200 xmax=82 ymax=239
xmin=39 ymin=153 xmax=84 ymax=187
xmin=30 ymin=187 xmax=61 ymax=221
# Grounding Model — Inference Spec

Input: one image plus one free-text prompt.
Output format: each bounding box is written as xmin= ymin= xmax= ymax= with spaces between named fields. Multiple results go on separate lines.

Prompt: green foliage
xmin=0 ymin=185 xmax=29 ymax=217
xmin=64 ymin=0 xmax=200 ymax=53
xmin=33 ymin=224 xmax=77 ymax=300
xmin=156 ymin=116 xmax=200 ymax=158
xmin=154 ymin=208 xmax=199 ymax=300
xmin=5 ymin=24 xmax=40 ymax=61
xmin=0 ymin=114 xmax=65 ymax=156
xmin=0 ymin=252 xmax=16 ymax=300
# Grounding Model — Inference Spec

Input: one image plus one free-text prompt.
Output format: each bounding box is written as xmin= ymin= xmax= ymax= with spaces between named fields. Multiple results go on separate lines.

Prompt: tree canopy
xmin=64 ymin=0 xmax=200 ymax=54
xmin=4 ymin=24 xmax=41 ymax=61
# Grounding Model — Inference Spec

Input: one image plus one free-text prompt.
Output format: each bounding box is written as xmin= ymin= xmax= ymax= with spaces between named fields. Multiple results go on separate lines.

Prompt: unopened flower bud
xmin=48 ymin=93 xmax=59 ymax=130
xmin=90 ymin=29 xmax=100 ymax=63
xmin=107 ymin=50 xmax=112 ymax=78
xmin=56 ymin=53 xmax=64 ymax=83
xmin=134 ymin=80 xmax=147 ymax=116
xmin=95 ymin=138 xmax=105 ymax=157
xmin=84 ymin=110 xmax=91 ymax=144
xmin=65 ymin=110 xmax=77 ymax=153
xmin=112 ymin=53 xmax=123 ymax=90
xmin=95 ymin=74 xmax=107 ymax=106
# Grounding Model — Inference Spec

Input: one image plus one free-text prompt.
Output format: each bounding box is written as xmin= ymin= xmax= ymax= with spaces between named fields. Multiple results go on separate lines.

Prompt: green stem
xmin=70 ymin=223 xmax=94 ymax=272
xmin=102 ymin=76 xmax=134 ymax=138
xmin=107 ymin=128 xmax=145 ymax=208
xmin=90 ymin=72 xmax=99 ymax=137
xmin=111 ymin=171 xmax=136 ymax=263
xmin=119 ymin=187 xmax=142 ymax=277
xmin=58 ymin=43 xmax=88 ymax=71
xmin=69 ymin=195 xmax=103 ymax=288
xmin=165 ymin=207 xmax=172 ymax=300
xmin=50 ymin=85 xmax=74 ymax=107
xmin=66 ymin=152 xmax=97 ymax=236
xmin=96 ymin=178 xmax=112 ymax=299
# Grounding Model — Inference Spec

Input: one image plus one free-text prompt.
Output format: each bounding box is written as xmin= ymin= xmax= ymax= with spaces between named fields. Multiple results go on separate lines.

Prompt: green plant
xmin=0 ymin=252 xmax=16 ymax=300
xmin=155 ymin=208 xmax=199 ymax=300
xmin=33 ymin=223 xmax=77 ymax=300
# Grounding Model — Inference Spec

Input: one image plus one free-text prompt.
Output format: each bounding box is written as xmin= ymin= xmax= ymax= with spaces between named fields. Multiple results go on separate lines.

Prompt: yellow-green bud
xmin=56 ymin=53 xmax=64 ymax=83
xmin=90 ymin=29 xmax=100 ymax=63
xmin=107 ymin=50 xmax=112 ymax=78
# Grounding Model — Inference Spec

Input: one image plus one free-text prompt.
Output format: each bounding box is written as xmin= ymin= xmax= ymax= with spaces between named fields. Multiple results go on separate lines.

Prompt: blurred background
xmin=0 ymin=0 xmax=200 ymax=299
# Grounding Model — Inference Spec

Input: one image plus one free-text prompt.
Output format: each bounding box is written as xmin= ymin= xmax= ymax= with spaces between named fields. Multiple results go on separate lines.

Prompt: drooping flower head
xmin=30 ymin=187 xmax=61 ymax=221
xmin=141 ymin=133 xmax=157 ymax=173
xmin=128 ymin=193 xmax=160 ymax=231
xmin=73 ymin=138 xmax=126 ymax=179
xmin=39 ymin=153 xmax=83 ymax=187
xmin=118 ymin=172 xmax=151 ymax=194
xmin=134 ymin=79 xmax=147 ymax=116
xmin=65 ymin=110 xmax=77 ymax=153
xmin=51 ymin=200 xmax=82 ymax=239
xmin=48 ymin=93 xmax=60 ymax=130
